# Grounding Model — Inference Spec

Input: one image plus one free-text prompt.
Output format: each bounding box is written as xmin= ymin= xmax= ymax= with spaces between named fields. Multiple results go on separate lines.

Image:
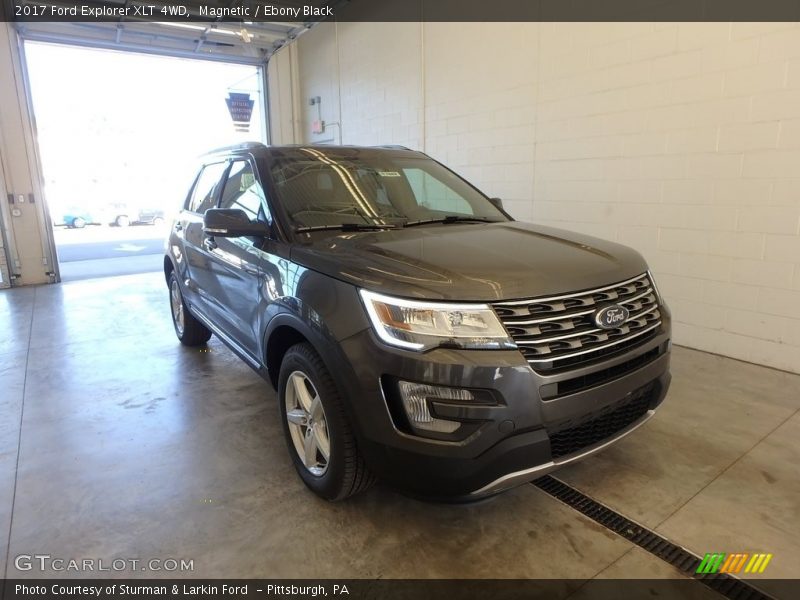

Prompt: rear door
xmin=201 ymin=158 xmax=273 ymax=355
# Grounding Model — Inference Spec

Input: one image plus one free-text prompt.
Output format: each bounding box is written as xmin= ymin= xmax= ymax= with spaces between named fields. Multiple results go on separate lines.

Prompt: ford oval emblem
xmin=594 ymin=304 xmax=629 ymax=329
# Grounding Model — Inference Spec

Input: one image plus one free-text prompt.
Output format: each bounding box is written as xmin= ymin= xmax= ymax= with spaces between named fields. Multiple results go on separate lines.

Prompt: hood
xmin=290 ymin=221 xmax=649 ymax=302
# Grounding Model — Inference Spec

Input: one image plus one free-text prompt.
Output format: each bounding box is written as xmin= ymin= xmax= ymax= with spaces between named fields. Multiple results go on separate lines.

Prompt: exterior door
xmin=202 ymin=158 xmax=273 ymax=356
xmin=180 ymin=161 xmax=230 ymax=315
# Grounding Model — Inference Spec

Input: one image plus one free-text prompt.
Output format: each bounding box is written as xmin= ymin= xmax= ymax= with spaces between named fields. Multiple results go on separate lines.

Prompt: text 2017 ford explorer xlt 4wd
xmin=165 ymin=143 xmax=671 ymax=501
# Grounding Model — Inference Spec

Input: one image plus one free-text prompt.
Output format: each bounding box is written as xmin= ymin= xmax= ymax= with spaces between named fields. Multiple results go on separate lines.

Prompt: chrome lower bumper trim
xmin=469 ymin=408 xmax=657 ymax=497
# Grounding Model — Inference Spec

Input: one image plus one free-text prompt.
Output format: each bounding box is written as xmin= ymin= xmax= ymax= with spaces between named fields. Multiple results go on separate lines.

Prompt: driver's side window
xmin=218 ymin=160 xmax=272 ymax=225
xmin=188 ymin=162 xmax=228 ymax=214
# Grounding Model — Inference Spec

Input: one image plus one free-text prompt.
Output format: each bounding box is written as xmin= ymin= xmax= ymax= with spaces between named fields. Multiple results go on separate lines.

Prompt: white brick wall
xmin=279 ymin=21 xmax=800 ymax=374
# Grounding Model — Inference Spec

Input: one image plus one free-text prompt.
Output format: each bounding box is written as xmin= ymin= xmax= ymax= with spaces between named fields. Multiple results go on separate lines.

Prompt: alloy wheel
xmin=285 ymin=370 xmax=331 ymax=476
xmin=170 ymin=279 xmax=185 ymax=336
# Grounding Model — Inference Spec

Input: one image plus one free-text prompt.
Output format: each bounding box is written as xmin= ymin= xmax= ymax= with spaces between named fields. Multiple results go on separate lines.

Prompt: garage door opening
xmin=23 ymin=42 xmax=266 ymax=281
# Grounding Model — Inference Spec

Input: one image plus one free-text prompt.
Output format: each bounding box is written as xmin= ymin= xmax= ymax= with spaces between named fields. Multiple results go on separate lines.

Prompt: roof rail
xmin=372 ymin=144 xmax=413 ymax=151
xmin=203 ymin=141 xmax=267 ymax=156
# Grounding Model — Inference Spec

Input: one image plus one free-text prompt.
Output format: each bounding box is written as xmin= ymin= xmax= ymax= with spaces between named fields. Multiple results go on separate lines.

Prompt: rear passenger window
xmin=188 ymin=162 xmax=228 ymax=214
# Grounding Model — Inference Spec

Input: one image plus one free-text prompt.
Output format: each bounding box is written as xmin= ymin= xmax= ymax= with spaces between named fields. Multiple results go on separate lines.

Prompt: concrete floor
xmin=1 ymin=272 xmax=798 ymax=586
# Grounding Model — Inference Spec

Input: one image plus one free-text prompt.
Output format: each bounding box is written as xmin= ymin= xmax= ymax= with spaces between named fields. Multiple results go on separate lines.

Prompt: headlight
xmin=359 ymin=290 xmax=515 ymax=351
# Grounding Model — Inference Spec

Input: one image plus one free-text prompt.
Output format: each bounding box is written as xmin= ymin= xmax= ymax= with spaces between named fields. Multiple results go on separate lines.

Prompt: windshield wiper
xmin=295 ymin=223 xmax=400 ymax=233
xmin=403 ymin=216 xmax=497 ymax=227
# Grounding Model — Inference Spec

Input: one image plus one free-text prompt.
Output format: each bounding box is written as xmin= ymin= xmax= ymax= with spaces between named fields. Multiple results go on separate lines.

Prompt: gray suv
xmin=165 ymin=143 xmax=671 ymax=501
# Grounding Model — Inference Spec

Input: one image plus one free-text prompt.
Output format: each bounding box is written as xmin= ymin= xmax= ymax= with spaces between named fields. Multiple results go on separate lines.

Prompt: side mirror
xmin=203 ymin=208 xmax=268 ymax=238
xmin=488 ymin=197 xmax=504 ymax=211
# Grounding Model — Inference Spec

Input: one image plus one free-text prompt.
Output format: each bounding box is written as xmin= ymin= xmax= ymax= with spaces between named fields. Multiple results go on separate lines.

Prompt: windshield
xmin=268 ymin=147 xmax=510 ymax=230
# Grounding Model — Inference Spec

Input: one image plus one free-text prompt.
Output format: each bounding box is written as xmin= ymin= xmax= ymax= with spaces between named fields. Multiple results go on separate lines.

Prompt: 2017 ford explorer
xmin=164 ymin=143 xmax=671 ymax=501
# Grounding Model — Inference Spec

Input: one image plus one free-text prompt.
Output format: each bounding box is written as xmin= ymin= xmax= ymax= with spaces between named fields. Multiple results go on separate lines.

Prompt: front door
xmin=181 ymin=160 xmax=230 ymax=316
xmin=202 ymin=158 xmax=273 ymax=357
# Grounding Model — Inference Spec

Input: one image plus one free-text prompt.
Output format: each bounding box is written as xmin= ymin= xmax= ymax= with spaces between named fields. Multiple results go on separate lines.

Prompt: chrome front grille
xmin=492 ymin=273 xmax=662 ymax=372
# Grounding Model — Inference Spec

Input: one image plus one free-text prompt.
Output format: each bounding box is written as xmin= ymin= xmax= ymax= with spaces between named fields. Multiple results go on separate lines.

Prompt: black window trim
xmin=185 ymin=160 xmax=232 ymax=215
xmin=186 ymin=150 xmax=291 ymax=242
xmin=229 ymin=150 xmax=291 ymax=243
xmin=219 ymin=156 xmax=275 ymax=229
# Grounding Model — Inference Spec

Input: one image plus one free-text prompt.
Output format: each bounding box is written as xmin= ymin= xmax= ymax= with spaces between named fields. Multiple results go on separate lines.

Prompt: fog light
xmin=397 ymin=381 xmax=474 ymax=434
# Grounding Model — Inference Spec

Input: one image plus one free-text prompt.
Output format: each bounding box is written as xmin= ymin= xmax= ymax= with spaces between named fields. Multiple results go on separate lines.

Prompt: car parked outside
xmin=108 ymin=202 xmax=166 ymax=227
xmin=61 ymin=207 xmax=97 ymax=228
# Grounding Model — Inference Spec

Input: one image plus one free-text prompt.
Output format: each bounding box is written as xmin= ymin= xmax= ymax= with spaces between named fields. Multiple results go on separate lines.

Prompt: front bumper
xmin=336 ymin=319 xmax=671 ymax=499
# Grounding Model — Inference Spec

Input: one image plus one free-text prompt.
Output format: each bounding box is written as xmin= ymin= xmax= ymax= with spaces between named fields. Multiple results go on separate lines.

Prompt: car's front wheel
xmin=168 ymin=273 xmax=212 ymax=346
xmin=278 ymin=343 xmax=374 ymax=501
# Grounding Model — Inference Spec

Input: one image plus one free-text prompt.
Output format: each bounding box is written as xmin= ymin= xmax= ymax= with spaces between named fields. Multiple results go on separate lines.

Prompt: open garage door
xmin=2 ymin=0 xmax=332 ymax=284
xmin=24 ymin=41 xmax=269 ymax=280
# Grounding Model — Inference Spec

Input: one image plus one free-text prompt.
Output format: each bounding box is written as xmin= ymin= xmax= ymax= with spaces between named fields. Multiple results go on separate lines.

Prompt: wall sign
xmin=226 ymin=93 xmax=254 ymax=133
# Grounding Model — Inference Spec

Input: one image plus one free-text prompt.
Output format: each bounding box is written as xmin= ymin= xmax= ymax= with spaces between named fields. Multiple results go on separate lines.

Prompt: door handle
xmin=174 ymin=222 xmax=183 ymax=232
xmin=243 ymin=265 xmax=259 ymax=275
xmin=203 ymin=237 xmax=217 ymax=252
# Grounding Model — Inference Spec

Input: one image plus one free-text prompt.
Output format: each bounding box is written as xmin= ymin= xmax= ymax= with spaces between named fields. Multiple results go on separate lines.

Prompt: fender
xmin=263 ymin=309 xmax=371 ymax=442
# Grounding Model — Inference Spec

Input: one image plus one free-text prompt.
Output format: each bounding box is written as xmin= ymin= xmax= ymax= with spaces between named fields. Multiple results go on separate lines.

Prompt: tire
xmin=153 ymin=217 xmax=165 ymax=227
xmin=72 ymin=217 xmax=86 ymax=229
xmin=278 ymin=343 xmax=375 ymax=501
xmin=115 ymin=215 xmax=130 ymax=227
xmin=168 ymin=273 xmax=212 ymax=346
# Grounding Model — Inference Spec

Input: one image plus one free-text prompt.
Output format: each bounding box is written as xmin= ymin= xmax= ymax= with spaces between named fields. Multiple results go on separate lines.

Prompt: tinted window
xmin=269 ymin=148 xmax=508 ymax=229
xmin=219 ymin=160 xmax=271 ymax=223
xmin=188 ymin=162 xmax=228 ymax=214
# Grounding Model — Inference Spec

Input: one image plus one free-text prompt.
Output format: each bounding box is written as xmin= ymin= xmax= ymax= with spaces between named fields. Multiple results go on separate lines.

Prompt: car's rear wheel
xmin=153 ymin=217 xmax=165 ymax=227
xmin=278 ymin=343 xmax=375 ymax=501
xmin=168 ymin=273 xmax=212 ymax=346
xmin=115 ymin=215 xmax=130 ymax=227
xmin=72 ymin=217 xmax=86 ymax=229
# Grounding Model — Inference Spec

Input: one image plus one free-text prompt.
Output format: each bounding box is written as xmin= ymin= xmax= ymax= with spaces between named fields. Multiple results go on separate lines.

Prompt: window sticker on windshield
xmin=378 ymin=171 xmax=401 ymax=177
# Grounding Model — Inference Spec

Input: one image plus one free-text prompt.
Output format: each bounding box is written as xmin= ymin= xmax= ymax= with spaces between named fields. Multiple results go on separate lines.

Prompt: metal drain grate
xmin=532 ymin=475 xmax=775 ymax=600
